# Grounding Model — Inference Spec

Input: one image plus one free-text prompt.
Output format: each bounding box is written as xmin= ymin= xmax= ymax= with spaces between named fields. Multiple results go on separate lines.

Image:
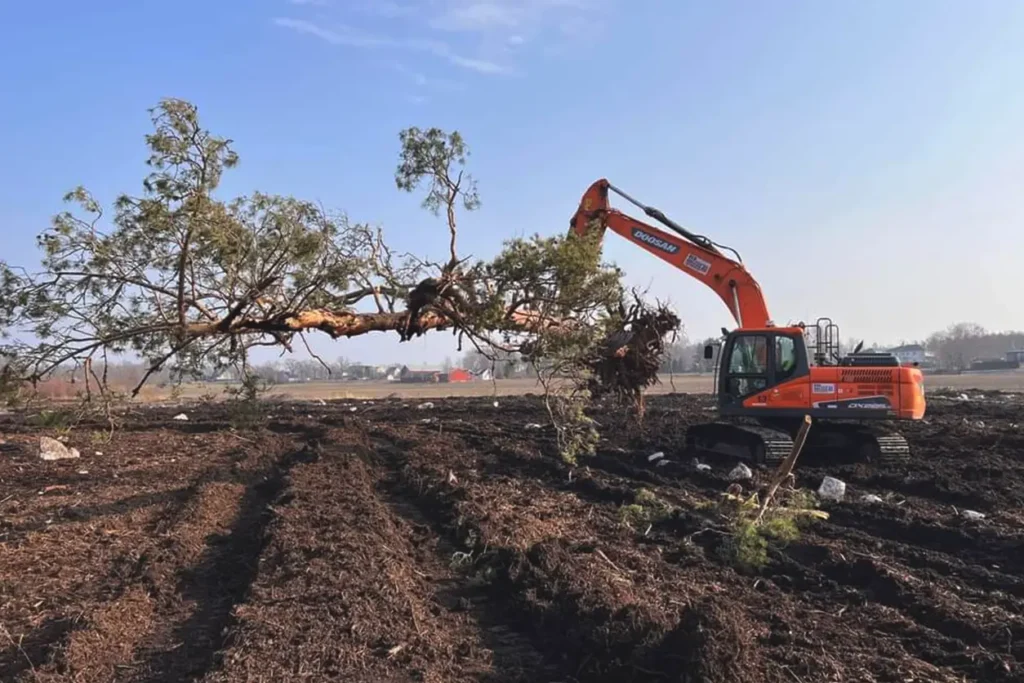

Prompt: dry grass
xmin=18 ymin=371 xmax=1024 ymax=404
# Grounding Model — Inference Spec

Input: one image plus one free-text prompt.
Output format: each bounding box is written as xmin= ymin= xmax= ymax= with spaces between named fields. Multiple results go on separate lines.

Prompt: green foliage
xmin=0 ymin=98 xmax=423 ymax=393
xmin=547 ymin=390 xmax=599 ymax=465
xmin=395 ymin=126 xmax=479 ymax=216
xmin=619 ymin=487 xmax=675 ymax=529
xmin=29 ymin=408 xmax=77 ymax=430
xmin=727 ymin=520 xmax=769 ymax=570
xmin=718 ymin=487 xmax=819 ymax=571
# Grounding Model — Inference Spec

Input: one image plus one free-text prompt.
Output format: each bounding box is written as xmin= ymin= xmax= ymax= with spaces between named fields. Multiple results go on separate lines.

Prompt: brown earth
xmin=1 ymin=390 xmax=1023 ymax=682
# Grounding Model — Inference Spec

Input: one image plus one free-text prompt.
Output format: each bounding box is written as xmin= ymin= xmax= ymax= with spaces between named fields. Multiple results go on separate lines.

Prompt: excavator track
xmin=686 ymin=420 xmax=911 ymax=467
xmin=855 ymin=427 xmax=911 ymax=464
xmin=685 ymin=422 xmax=793 ymax=466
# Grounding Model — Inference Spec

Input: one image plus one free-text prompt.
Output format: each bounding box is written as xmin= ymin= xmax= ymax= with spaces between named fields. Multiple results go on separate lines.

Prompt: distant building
xmin=399 ymin=366 xmax=473 ymax=383
xmin=347 ymin=364 xmax=388 ymax=381
xmin=887 ymin=344 xmax=928 ymax=366
xmin=400 ymin=366 xmax=442 ymax=383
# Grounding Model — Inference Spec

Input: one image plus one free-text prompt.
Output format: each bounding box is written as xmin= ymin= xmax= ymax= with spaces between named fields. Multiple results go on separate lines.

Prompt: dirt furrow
xmin=204 ymin=431 xmax=544 ymax=683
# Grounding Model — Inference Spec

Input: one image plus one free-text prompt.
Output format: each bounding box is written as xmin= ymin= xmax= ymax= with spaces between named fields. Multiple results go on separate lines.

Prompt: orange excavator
xmin=570 ymin=179 xmax=926 ymax=464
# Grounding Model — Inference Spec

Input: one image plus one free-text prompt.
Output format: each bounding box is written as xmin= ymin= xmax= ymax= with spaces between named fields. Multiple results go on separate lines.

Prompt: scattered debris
xmin=350 ymin=406 xmax=359 ymax=413
xmin=417 ymin=402 xmax=435 ymax=410
xmin=39 ymin=436 xmax=80 ymax=461
xmin=818 ymin=476 xmax=847 ymax=502
xmin=524 ymin=423 xmax=543 ymax=430
xmin=728 ymin=464 xmax=753 ymax=481
xmin=648 ymin=451 xmax=665 ymax=462
xmin=447 ymin=470 xmax=458 ymax=485
xmin=961 ymin=509 xmax=986 ymax=521
xmin=173 ymin=413 xmax=189 ymax=421
xmin=861 ymin=494 xmax=884 ymax=504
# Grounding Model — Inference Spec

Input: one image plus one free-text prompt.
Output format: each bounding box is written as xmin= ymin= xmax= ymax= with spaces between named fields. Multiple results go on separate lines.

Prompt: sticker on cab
xmin=812 ymin=383 xmax=836 ymax=394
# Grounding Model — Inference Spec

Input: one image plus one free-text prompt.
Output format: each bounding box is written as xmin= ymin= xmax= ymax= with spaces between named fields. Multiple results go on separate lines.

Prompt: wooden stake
xmin=756 ymin=415 xmax=812 ymax=523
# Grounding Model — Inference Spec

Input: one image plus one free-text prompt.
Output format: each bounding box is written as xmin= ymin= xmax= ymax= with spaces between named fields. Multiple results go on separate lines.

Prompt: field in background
xmin=143 ymin=370 xmax=1024 ymax=402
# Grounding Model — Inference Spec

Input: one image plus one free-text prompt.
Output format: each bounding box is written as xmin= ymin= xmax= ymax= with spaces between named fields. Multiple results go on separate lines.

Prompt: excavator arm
xmin=569 ymin=179 xmax=771 ymax=329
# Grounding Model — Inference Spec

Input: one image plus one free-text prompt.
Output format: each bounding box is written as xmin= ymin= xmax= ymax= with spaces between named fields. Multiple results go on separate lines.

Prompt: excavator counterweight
xmin=570 ymin=180 xmax=926 ymax=465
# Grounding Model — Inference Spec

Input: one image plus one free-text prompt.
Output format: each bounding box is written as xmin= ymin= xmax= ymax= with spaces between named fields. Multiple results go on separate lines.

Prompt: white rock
xmin=419 ymin=418 xmax=433 ymax=424
xmin=957 ymin=393 xmax=970 ymax=401
xmin=493 ymin=401 xmax=499 ymax=408
xmin=39 ymin=436 xmax=79 ymax=461
xmin=95 ymin=451 xmax=103 ymax=456
xmin=696 ymin=463 xmax=712 ymax=472
xmin=350 ymin=406 xmax=358 ymax=412
xmin=961 ymin=509 xmax=986 ymax=521
xmin=818 ymin=476 xmax=847 ymax=502
xmin=656 ymin=459 xmax=671 ymax=467
xmin=524 ymin=423 xmax=543 ymax=430
xmin=861 ymin=494 xmax=884 ymax=504
xmin=173 ymin=413 xmax=189 ymax=421
xmin=417 ymin=402 xmax=435 ymax=410
xmin=648 ymin=452 xmax=665 ymax=462
xmin=728 ymin=463 xmax=753 ymax=481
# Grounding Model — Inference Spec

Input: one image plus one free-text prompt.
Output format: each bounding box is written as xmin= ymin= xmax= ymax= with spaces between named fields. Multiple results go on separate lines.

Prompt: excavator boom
xmin=570 ymin=179 xmax=771 ymax=329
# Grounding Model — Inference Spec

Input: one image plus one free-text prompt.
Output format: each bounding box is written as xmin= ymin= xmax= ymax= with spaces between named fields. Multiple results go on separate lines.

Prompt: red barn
xmin=444 ymin=368 xmax=472 ymax=383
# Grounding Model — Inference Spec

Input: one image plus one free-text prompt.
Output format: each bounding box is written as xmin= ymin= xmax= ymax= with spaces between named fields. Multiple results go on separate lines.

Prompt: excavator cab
xmin=714 ymin=328 xmax=809 ymax=412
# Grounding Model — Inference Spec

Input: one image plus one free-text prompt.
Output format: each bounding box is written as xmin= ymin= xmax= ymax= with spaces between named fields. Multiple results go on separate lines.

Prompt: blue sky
xmin=2 ymin=1 xmax=1023 ymax=366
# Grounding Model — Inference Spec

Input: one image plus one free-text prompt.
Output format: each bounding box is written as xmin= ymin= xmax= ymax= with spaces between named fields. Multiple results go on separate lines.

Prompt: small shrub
xmin=635 ymin=488 xmax=658 ymax=506
xmin=619 ymin=488 xmax=674 ymax=529
xmin=726 ymin=520 xmax=769 ymax=571
xmin=719 ymin=486 xmax=820 ymax=571
xmin=548 ymin=391 xmax=599 ymax=465
xmin=31 ymin=409 xmax=76 ymax=430
xmin=224 ymin=374 xmax=270 ymax=429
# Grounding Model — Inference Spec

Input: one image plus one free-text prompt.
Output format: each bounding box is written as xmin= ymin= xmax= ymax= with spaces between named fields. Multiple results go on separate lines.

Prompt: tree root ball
xmin=585 ymin=299 xmax=681 ymax=401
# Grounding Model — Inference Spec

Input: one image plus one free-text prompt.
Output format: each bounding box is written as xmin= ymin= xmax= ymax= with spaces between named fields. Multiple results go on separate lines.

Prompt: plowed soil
xmin=2 ymin=391 xmax=1023 ymax=682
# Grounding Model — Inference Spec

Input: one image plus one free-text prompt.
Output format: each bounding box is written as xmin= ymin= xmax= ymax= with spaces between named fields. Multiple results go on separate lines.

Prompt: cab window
xmin=776 ymin=336 xmax=796 ymax=377
xmin=728 ymin=335 xmax=768 ymax=374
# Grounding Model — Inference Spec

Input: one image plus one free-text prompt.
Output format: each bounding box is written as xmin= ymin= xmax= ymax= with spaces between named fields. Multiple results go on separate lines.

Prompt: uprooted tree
xmin=0 ymin=98 xmax=680 ymax=457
